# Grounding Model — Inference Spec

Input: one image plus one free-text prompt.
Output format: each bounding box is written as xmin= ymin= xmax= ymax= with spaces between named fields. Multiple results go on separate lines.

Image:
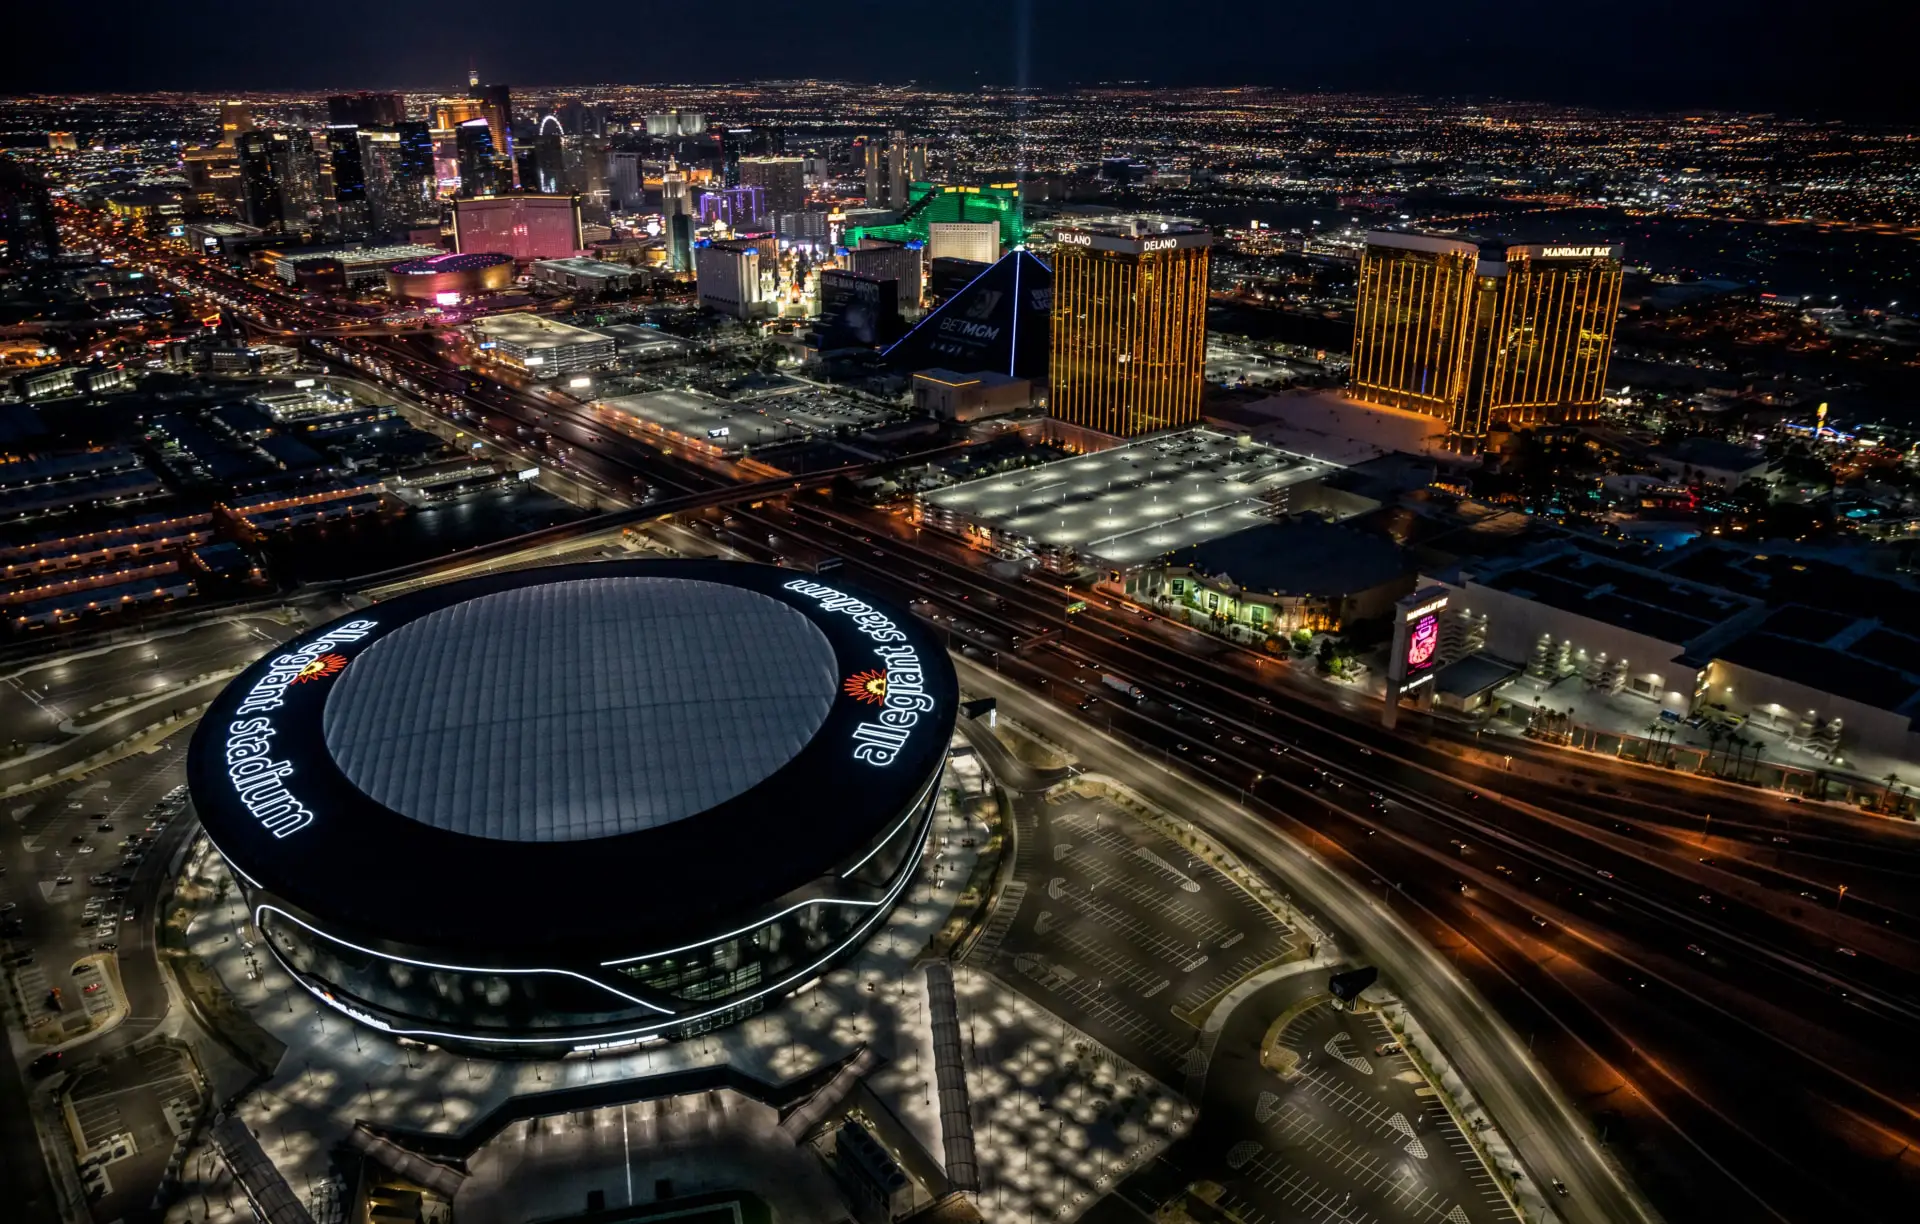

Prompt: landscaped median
xmin=1257 ymin=991 xmax=1331 ymax=1079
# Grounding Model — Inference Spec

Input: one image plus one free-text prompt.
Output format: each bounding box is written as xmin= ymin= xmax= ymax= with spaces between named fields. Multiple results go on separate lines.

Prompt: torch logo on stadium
xmin=291 ymin=653 xmax=349 ymax=684
xmin=843 ymin=669 xmax=888 ymax=704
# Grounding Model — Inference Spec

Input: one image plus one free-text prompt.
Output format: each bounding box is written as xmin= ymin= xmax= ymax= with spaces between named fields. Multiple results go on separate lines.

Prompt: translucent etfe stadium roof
xmin=921 ymin=428 xmax=1340 ymax=566
xmin=321 ymin=576 xmax=838 ymax=843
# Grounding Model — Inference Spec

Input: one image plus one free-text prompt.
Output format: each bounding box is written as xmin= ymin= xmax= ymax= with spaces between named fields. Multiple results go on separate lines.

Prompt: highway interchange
xmin=14 ymin=223 xmax=1917 ymax=1222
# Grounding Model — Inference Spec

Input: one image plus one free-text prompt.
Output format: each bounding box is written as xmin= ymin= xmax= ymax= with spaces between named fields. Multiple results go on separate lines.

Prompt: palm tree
xmin=1882 ymin=773 xmax=1902 ymax=813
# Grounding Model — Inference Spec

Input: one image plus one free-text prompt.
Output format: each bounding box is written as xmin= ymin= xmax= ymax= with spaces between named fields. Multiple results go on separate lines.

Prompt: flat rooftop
xmin=470 ymin=313 xmax=610 ymax=350
xmin=1475 ymin=545 xmax=1756 ymax=648
xmin=598 ymin=388 xmax=892 ymax=453
xmin=594 ymin=323 xmax=687 ymax=355
xmin=920 ymin=428 xmax=1340 ymax=567
xmin=533 ymin=257 xmax=636 ymax=277
xmin=1212 ymin=389 xmax=1452 ymax=466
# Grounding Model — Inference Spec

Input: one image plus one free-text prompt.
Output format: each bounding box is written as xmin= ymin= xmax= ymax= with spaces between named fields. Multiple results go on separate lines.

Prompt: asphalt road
xmin=0 ymin=616 xmax=291 ymax=788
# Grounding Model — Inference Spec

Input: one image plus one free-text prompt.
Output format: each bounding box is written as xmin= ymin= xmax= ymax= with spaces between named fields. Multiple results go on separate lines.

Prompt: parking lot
xmin=65 ymin=1044 xmax=201 ymax=1220
xmin=976 ymin=787 xmax=1297 ymax=1086
xmin=1203 ymin=991 xmax=1518 ymax=1224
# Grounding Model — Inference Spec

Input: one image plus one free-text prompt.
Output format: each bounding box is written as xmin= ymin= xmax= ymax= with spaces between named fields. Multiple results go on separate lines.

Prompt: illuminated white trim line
xmin=599 ymin=896 xmax=881 ymax=967
xmin=605 ymin=774 xmax=940 ymax=964
xmin=253 ymin=904 xmax=675 ymax=1014
xmin=278 ymin=815 xmax=931 ymax=1046
xmin=839 ymin=764 xmax=943 ymax=880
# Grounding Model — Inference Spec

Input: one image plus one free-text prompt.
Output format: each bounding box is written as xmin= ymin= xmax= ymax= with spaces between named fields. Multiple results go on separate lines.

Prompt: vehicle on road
xmin=1101 ymin=674 xmax=1145 ymax=700
xmin=1375 ymin=1041 xmax=1402 ymax=1056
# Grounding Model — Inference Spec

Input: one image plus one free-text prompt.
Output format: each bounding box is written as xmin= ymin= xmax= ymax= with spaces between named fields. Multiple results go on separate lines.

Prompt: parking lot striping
xmin=1296 ymin=1068 xmax=1406 ymax=1138
xmin=1051 ymin=882 xmax=1213 ymax=971
xmin=1047 ymin=923 xmax=1173 ymax=996
xmin=1174 ymin=952 xmax=1271 ymax=1014
xmin=1227 ymin=1145 xmax=1385 ymax=1224
xmin=71 ymin=1074 xmax=198 ymax=1106
xmin=1010 ymin=955 xmax=1191 ymax=1065
xmin=1065 ymin=858 xmax=1238 ymax=941
xmin=1262 ymin=1102 xmax=1461 ymax=1222
xmin=1325 ymin=1034 xmax=1375 ymax=1075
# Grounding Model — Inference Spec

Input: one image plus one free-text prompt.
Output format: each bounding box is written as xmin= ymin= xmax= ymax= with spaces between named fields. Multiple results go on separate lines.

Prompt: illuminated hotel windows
xmin=1350 ymin=233 xmax=1623 ymax=450
xmin=1050 ymin=218 xmax=1212 ymax=438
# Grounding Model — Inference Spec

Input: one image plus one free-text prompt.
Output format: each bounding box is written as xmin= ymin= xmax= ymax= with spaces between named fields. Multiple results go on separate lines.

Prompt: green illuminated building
xmin=840 ymin=182 xmax=1025 ymax=251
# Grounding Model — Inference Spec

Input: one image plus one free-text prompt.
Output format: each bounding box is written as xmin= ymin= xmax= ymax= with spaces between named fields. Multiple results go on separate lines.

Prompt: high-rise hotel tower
xmin=1350 ymin=232 xmax=1623 ymax=449
xmin=1050 ymin=216 xmax=1212 ymax=438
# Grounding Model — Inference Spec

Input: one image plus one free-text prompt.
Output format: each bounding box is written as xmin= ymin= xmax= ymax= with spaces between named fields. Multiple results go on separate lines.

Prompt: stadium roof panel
xmin=322 ymin=578 xmax=838 ymax=843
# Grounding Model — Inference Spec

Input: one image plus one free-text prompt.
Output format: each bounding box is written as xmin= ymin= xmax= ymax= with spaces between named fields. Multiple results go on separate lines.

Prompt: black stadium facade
xmin=187 ymin=561 xmax=957 ymax=1053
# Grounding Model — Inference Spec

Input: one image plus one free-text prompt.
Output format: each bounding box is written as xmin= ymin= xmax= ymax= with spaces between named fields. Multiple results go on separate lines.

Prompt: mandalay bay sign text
xmin=783 ymin=579 xmax=934 ymax=768
xmin=222 ymin=619 xmax=377 ymax=839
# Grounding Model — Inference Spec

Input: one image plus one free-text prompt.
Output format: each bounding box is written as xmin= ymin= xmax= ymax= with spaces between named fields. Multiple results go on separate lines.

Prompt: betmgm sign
xmin=1383 ymin=586 xmax=1448 ymax=730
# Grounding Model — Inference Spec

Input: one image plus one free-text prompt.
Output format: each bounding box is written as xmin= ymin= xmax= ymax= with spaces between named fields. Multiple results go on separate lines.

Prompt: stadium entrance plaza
xmin=159 ymin=735 xmax=1203 ymax=1224
xmin=152 ymin=714 xmax=1532 ymax=1224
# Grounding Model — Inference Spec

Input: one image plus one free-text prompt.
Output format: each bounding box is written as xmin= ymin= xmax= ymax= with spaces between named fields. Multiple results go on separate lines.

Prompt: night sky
xmin=13 ymin=0 xmax=1909 ymax=120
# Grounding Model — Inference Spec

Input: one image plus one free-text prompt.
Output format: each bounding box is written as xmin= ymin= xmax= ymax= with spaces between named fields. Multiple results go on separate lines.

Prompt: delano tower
xmin=1050 ymin=216 xmax=1212 ymax=438
xmin=1350 ymin=232 xmax=1623 ymax=450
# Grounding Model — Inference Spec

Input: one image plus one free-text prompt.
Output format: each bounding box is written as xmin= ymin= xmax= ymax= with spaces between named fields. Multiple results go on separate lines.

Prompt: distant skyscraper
xmin=886 ymin=130 xmax=910 ymax=211
xmin=565 ymin=135 xmax=612 ymax=225
xmin=477 ymin=83 xmax=516 ymax=186
xmin=360 ymin=125 xmax=436 ymax=231
xmin=532 ymin=117 xmax=567 ymax=195
xmin=455 ymin=119 xmax=499 ymax=197
xmin=695 ymin=240 xmax=764 ymax=319
xmin=325 ymin=125 xmax=369 ymax=233
xmin=667 ymin=212 xmax=694 ymax=274
xmin=1049 ymin=216 xmax=1212 ymax=438
xmin=738 ymin=157 xmax=804 ymax=216
xmin=608 ymin=152 xmax=641 ymax=212
xmin=436 ymin=97 xmax=485 ymax=130
xmin=218 ymin=101 xmax=253 ymax=148
xmin=182 ymin=145 xmax=242 ymax=215
xmin=236 ymin=129 xmax=318 ymax=232
xmin=554 ymin=98 xmax=606 ymax=138
xmin=1349 ymin=231 xmax=1623 ymax=449
xmin=645 ymin=110 xmax=706 ymax=137
xmin=818 ymin=270 xmax=901 ymax=348
xmin=327 ymin=92 xmax=404 ymax=129
xmin=928 ymin=221 xmax=999 ymax=265
xmin=0 ymin=155 xmax=60 ymax=267
xmin=661 ymin=158 xmax=690 ymax=220
xmin=453 ymin=194 xmax=583 ymax=261
xmin=848 ymin=240 xmax=924 ymax=311
xmin=856 ymin=132 xmax=925 ymax=209
xmin=699 ymin=185 xmax=767 ymax=230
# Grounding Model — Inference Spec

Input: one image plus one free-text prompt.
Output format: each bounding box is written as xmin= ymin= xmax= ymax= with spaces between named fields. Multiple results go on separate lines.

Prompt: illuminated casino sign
xmin=223 ymin=619 xmax=377 ymax=839
xmin=782 ymin=579 xmax=933 ymax=767
xmin=1530 ymin=245 xmax=1620 ymax=260
xmin=1406 ymin=613 xmax=1440 ymax=672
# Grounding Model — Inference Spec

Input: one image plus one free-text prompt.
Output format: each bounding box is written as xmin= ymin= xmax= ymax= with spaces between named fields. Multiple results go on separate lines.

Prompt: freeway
xmin=746 ymin=497 xmax=1920 ymax=1221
